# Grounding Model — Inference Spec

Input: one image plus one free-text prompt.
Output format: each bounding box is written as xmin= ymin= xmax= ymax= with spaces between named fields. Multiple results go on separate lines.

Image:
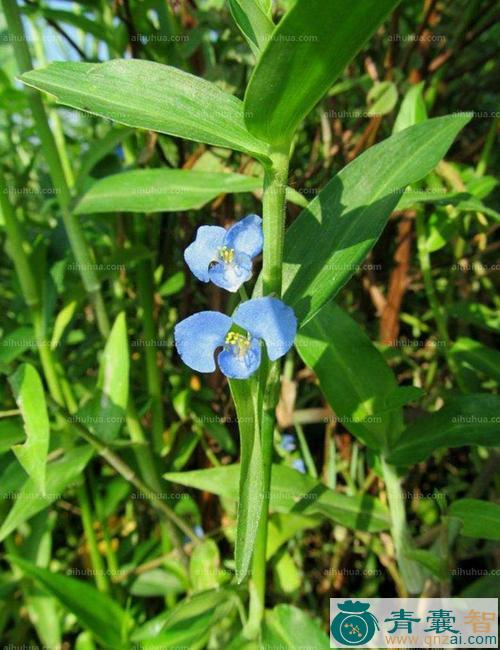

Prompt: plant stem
xmin=2 ymin=0 xmax=110 ymax=338
xmin=381 ymin=457 xmax=423 ymax=595
xmin=247 ymin=147 xmax=290 ymax=634
xmin=261 ymin=148 xmax=290 ymax=297
xmin=134 ymin=216 xmax=165 ymax=452
xmin=76 ymin=482 xmax=110 ymax=593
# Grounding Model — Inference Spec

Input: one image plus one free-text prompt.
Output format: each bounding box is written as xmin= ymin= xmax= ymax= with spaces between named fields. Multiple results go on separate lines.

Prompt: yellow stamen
xmin=225 ymin=331 xmax=251 ymax=357
xmin=218 ymin=246 xmax=235 ymax=264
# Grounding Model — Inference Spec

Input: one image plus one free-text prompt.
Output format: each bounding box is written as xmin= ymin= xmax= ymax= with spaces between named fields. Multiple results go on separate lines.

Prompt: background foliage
xmin=0 ymin=0 xmax=498 ymax=648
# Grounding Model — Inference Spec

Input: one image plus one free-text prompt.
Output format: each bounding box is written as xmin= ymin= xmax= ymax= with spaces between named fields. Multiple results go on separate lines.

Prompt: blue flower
xmin=184 ymin=214 xmax=263 ymax=292
xmin=292 ymin=459 xmax=306 ymax=474
xmin=281 ymin=433 xmax=296 ymax=452
xmin=174 ymin=297 xmax=297 ymax=380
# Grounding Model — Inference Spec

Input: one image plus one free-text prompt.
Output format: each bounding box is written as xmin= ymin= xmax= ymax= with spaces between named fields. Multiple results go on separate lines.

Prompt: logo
xmin=330 ymin=600 xmax=379 ymax=646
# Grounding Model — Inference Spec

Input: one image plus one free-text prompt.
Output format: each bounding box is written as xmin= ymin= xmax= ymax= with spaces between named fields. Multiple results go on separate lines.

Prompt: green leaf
xmin=296 ymin=302 xmax=403 ymax=450
xmin=0 ymin=419 xmax=25 ymax=453
xmin=8 ymin=556 xmax=133 ymax=648
xmin=189 ymin=539 xmax=221 ymax=592
xmin=244 ymin=0 xmax=400 ymax=144
xmin=449 ymin=499 xmax=500 ymax=541
xmin=0 ymin=326 xmax=35 ymax=366
xmin=132 ymin=588 xmax=238 ymax=645
xmin=9 ymin=364 xmax=49 ymax=495
xmin=388 ymin=394 xmax=500 ymax=466
xmin=130 ymin=569 xmax=185 ymax=597
xmin=228 ymin=0 xmax=274 ymax=55
xmin=74 ymin=169 xmax=261 ymax=214
xmin=393 ymin=82 xmax=427 ymax=133
xmin=450 ymin=337 xmax=500 ymax=384
xmin=51 ymin=300 xmax=77 ymax=350
xmin=281 ymin=114 xmax=471 ymax=325
xmin=404 ymin=549 xmax=447 ymax=580
xmin=20 ymin=60 xmax=269 ymax=160
xmin=0 ymin=446 xmax=94 ymax=541
xmin=229 ymin=378 xmax=264 ymax=582
xmin=262 ymin=604 xmax=330 ymax=649
xmin=267 ymin=512 xmax=320 ymax=560
xmin=367 ymin=81 xmax=398 ymax=116
xmin=165 ymin=463 xmax=390 ymax=532
xmin=77 ymin=312 xmax=129 ymax=441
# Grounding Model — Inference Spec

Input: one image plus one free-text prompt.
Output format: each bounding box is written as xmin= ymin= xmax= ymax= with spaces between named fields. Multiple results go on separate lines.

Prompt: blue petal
xmin=224 ymin=214 xmax=263 ymax=259
xmin=174 ymin=311 xmax=232 ymax=373
xmin=217 ymin=337 xmax=261 ymax=379
xmin=184 ymin=225 xmax=226 ymax=282
xmin=232 ymin=297 xmax=297 ymax=361
xmin=208 ymin=251 xmax=252 ymax=292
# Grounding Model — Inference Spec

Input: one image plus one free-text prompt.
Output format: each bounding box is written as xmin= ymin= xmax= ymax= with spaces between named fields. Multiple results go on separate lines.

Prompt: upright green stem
xmin=415 ymin=210 xmax=467 ymax=391
xmin=381 ymin=457 xmax=423 ymax=595
xmin=2 ymin=0 xmax=110 ymax=338
xmin=134 ymin=216 xmax=165 ymax=452
xmin=247 ymin=147 xmax=290 ymax=635
xmin=261 ymin=149 xmax=290 ymax=297
xmin=77 ymin=482 xmax=110 ymax=593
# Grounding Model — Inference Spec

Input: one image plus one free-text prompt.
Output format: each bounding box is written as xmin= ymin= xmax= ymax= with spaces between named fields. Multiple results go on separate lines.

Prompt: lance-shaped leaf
xmin=244 ymin=0 xmax=400 ymax=144
xmin=76 ymin=313 xmax=129 ymax=442
xmin=388 ymin=394 xmax=500 ymax=466
xmin=295 ymin=302 xmax=404 ymax=451
xmin=449 ymin=499 xmax=500 ymax=541
xmin=165 ymin=464 xmax=391 ymax=532
xmin=9 ymin=364 xmax=49 ymax=495
xmin=20 ymin=60 xmax=269 ymax=160
xmin=74 ymin=169 xmax=262 ymax=214
xmin=8 ymin=556 xmax=133 ymax=648
xmin=229 ymin=378 xmax=264 ymax=582
xmin=281 ymin=114 xmax=471 ymax=325
xmin=228 ymin=0 xmax=274 ymax=56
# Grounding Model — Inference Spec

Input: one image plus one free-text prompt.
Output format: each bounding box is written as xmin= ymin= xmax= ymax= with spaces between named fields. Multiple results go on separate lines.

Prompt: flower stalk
xmin=247 ymin=146 xmax=290 ymax=633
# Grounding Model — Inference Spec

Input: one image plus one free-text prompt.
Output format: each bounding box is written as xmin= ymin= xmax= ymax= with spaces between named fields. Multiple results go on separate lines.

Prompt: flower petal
xmin=174 ymin=311 xmax=232 ymax=373
xmin=208 ymin=252 xmax=252 ymax=292
xmin=184 ymin=225 xmax=226 ymax=282
xmin=217 ymin=337 xmax=261 ymax=379
xmin=224 ymin=214 xmax=263 ymax=259
xmin=232 ymin=297 xmax=297 ymax=361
